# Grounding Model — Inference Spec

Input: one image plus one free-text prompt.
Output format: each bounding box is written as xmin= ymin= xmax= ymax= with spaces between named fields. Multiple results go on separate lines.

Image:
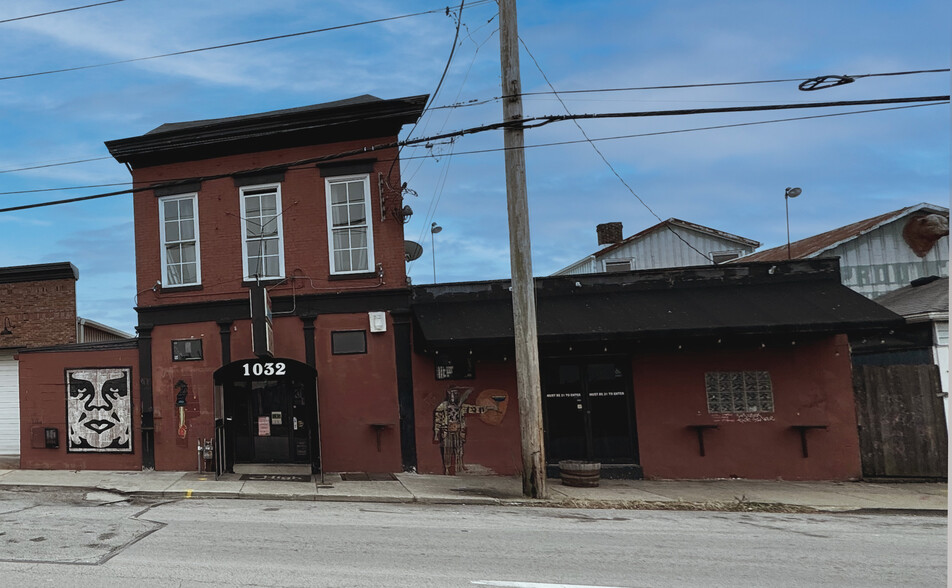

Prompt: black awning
xmin=412 ymin=280 xmax=903 ymax=348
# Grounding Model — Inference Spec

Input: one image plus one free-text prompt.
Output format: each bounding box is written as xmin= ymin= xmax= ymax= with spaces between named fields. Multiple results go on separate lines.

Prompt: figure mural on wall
xmin=66 ymin=368 xmax=133 ymax=453
xmin=433 ymin=386 xmax=508 ymax=475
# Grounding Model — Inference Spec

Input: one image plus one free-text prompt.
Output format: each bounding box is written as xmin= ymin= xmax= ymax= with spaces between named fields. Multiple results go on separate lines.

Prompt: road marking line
xmin=185 ymin=489 xmax=193 ymax=498
xmin=472 ymin=581 xmax=627 ymax=588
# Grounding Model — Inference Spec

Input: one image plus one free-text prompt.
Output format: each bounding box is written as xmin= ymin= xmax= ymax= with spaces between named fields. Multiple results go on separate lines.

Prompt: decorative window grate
xmin=705 ymin=370 xmax=773 ymax=413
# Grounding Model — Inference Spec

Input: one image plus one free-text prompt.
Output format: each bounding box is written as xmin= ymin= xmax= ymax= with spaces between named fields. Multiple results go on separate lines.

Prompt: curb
xmin=1 ymin=482 xmax=946 ymax=514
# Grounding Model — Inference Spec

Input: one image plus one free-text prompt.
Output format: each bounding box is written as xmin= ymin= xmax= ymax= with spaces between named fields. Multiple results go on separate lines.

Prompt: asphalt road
xmin=0 ymin=488 xmax=946 ymax=587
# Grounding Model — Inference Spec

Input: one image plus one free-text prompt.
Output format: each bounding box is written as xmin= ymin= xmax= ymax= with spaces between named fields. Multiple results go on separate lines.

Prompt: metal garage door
xmin=0 ymin=351 xmax=19 ymax=454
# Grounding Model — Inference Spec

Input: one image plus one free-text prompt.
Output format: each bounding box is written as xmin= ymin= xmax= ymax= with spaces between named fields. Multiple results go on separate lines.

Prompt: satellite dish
xmin=404 ymin=240 xmax=423 ymax=262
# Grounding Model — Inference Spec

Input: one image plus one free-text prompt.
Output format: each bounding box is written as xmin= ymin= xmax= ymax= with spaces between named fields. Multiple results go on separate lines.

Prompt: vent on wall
xmin=604 ymin=260 xmax=633 ymax=273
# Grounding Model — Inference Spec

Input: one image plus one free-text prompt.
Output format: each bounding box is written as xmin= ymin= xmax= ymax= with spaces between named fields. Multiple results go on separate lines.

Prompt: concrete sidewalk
xmin=0 ymin=464 xmax=946 ymax=514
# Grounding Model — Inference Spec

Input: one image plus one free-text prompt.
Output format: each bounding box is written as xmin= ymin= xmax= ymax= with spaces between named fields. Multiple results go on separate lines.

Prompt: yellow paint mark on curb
xmin=185 ymin=489 xmax=193 ymax=498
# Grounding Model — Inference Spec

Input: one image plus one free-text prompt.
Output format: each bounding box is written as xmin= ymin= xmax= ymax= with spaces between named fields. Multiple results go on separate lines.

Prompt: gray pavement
xmin=0 ymin=460 xmax=946 ymax=514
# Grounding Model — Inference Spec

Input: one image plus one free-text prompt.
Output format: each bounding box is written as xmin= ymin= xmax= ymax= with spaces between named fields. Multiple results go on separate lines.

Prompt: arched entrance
xmin=213 ymin=358 xmax=320 ymax=476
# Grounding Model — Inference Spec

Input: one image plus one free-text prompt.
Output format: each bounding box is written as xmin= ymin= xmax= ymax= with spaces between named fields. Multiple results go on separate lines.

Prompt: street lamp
xmin=430 ymin=222 xmax=442 ymax=283
xmin=785 ymin=187 xmax=802 ymax=259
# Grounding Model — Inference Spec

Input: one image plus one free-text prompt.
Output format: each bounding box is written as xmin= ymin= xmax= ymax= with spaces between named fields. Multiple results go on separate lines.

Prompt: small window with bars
xmin=705 ymin=370 xmax=774 ymax=413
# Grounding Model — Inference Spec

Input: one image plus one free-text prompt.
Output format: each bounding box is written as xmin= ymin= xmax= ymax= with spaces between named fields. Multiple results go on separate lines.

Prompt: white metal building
xmin=738 ymin=203 xmax=949 ymax=299
xmin=553 ymin=218 xmax=760 ymax=276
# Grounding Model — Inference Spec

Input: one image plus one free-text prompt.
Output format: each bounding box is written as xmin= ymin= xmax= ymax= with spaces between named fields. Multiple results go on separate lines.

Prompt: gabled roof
xmin=738 ymin=203 xmax=949 ymax=262
xmin=874 ymin=276 xmax=949 ymax=321
xmin=105 ymin=94 xmax=428 ymax=169
xmin=596 ymin=218 xmax=760 ymax=258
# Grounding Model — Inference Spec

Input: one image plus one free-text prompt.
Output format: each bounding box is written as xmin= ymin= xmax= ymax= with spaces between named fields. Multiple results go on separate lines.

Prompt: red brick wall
xmin=18 ymin=347 xmax=140 ymax=470
xmin=149 ymin=322 xmax=223 ymax=471
xmin=633 ymin=335 xmax=861 ymax=481
xmin=131 ymin=140 xmax=407 ymax=309
xmin=0 ymin=278 xmax=76 ymax=348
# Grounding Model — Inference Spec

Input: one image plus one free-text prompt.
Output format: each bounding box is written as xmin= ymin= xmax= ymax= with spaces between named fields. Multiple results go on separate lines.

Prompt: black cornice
xmin=136 ymin=288 xmax=412 ymax=327
xmin=106 ymin=95 xmax=428 ymax=169
xmin=0 ymin=262 xmax=78 ymax=284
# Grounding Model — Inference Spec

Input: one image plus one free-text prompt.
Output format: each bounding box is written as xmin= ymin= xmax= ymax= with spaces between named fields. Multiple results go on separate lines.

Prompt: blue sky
xmin=0 ymin=0 xmax=948 ymax=335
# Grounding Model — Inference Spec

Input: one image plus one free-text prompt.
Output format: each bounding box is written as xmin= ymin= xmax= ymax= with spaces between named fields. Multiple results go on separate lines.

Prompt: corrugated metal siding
xmin=618 ymin=228 xmax=756 ymax=271
xmin=0 ymin=352 xmax=19 ymax=454
xmin=80 ymin=325 xmax=126 ymax=343
xmin=823 ymin=220 xmax=949 ymax=298
xmin=552 ymin=256 xmax=598 ymax=276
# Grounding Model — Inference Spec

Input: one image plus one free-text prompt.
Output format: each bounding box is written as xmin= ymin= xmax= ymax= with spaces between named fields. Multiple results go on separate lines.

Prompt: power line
xmin=429 ymin=68 xmax=952 ymax=110
xmin=0 ymin=182 xmax=129 ymax=196
xmin=0 ymin=0 xmax=125 ymax=25
xmin=2 ymin=98 xmax=946 ymax=212
xmin=387 ymin=1 xmax=466 ymax=181
xmin=518 ymin=36 xmax=714 ymax=263
xmin=0 ymin=1 xmax=495 ymax=82
xmin=402 ymin=103 xmax=945 ymax=159
xmin=0 ymin=156 xmax=112 ymax=175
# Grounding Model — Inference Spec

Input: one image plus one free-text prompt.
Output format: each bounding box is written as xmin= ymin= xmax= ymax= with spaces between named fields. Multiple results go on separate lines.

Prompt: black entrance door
xmin=213 ymin=358 xmax=319 ymax=471
xmin=543 ymin=358 xmax=637 ymax=464
xmin=229 ymin=379 xmax=311 ymax=463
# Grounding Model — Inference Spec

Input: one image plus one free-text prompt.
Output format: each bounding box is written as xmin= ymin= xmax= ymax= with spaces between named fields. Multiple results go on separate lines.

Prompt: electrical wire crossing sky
xmin=0 ymin=0 xmax=948 ymax=334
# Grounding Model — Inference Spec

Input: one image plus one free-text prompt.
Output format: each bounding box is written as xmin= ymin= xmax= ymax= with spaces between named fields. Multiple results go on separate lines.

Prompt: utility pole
xmin=498 ymin=0 xmax=546 ymax=499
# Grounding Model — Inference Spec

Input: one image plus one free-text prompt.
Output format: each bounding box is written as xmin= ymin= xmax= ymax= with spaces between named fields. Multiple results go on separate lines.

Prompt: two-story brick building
xmin=16 ymin=94 xmax=902 ymax=481
xmin=19 ymin=95 xmax=427 ymax=474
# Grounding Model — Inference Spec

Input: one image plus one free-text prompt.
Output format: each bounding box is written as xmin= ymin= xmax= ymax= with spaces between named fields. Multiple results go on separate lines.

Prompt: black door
xmin=214 ymin=358 xmax=319 ymax=470
xmin=229 ymin=380 xmax=311 ymax=464
xmin=543 ymin=358 xmax=637 ymax=463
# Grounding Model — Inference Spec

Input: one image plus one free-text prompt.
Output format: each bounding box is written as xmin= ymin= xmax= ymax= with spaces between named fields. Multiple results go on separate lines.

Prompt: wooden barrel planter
xmin=559 ymin=460 xmax=601 ymax=487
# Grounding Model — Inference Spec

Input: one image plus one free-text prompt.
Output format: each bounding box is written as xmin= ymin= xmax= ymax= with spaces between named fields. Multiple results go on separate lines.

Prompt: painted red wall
xmin=314 ymin=313 xmax=402 ymax=473
xmin=412 ymin=354 xmax=523 ymax=475
xmin=149 ymin=322 xmax=224 ymax=471
xmin=131 ymin=141 xmax=407 ymax=310
xmin=146 ymin=313 xmax=402 ymax=472
xmin=633 ymin=335 xmax=862 ymax=481
xmin=19 ymin=348 xmax=140 ymax=470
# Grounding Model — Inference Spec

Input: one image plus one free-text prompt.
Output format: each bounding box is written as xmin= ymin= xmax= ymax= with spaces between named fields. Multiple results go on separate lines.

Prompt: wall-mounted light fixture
xmin=0 ymin=317 xmax=13 ymax=336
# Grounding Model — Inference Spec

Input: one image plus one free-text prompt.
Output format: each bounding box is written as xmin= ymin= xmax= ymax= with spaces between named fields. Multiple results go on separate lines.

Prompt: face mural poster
xmin=66 ymin=368 xmax=133 ymax=453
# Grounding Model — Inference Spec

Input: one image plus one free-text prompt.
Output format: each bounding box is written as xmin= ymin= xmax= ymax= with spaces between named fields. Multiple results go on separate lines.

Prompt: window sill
xmin=328 ymin=272 xmax=378 ymax=281
xmin=159 ymin=284 xmax=203 ymax=293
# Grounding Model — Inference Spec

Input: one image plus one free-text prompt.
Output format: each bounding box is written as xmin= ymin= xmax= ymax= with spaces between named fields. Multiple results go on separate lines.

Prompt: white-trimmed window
xmin=326 ymin=175 xmax=374 ymax=274
xmin=158 ymin=193 xmax=200 ymax=287
xmin=240 ymin=184 xmax=285 ymax=280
